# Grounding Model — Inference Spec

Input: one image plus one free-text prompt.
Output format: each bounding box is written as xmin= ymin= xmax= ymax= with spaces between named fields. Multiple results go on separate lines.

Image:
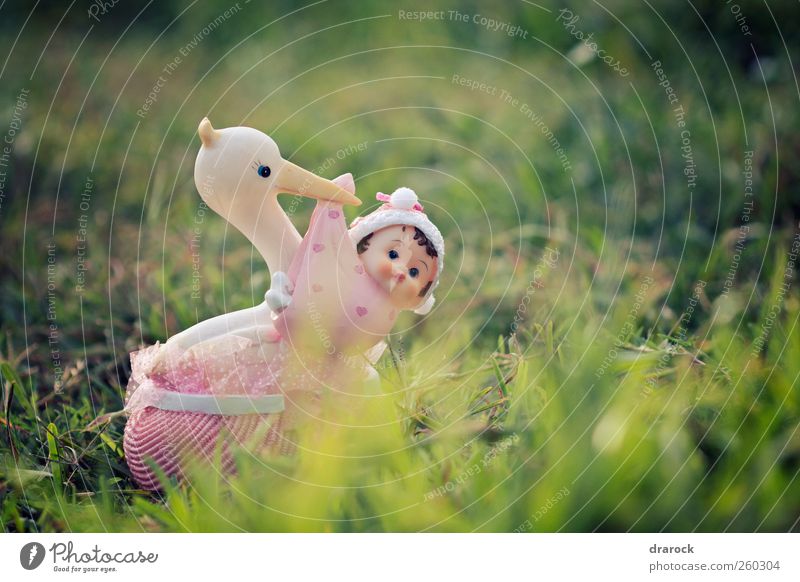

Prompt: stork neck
xmin=227 ymin=191 xmax=302 ymax=277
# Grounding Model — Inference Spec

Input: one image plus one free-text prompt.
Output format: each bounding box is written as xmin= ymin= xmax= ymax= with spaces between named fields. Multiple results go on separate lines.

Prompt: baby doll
xmin=122 ymin=120 xmax=445 ymax=489
xmin=268 ymin=185 xmax=443 ymax=360
xmin=350 ymin=187 xmax=442 ymax=315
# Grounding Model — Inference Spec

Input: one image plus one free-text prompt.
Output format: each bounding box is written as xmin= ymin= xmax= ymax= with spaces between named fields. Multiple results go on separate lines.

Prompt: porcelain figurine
xmin=122 ymin=119 xmax=445 ymax=490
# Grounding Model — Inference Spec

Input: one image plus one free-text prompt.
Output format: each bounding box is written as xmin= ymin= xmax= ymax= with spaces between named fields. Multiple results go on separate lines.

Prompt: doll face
xmin=360 ymin=225 xmax=438 ymax=310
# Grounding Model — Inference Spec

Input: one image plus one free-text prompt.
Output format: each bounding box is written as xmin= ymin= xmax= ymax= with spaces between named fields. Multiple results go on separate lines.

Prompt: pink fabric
xmin=275 ymin=200 xmax=397 ymax=356
xmin=123 ymin=340 xmax=300 ymax=490
xmin=124 ymin=401 xmax=294 ymax=491
xmin=123 ymin=199 xmax=397 ymax=491
xmin=127 ymin=335 xmax=282 ymax=399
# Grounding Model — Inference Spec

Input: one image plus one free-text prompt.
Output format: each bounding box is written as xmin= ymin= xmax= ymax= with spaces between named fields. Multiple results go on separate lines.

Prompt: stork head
xmin=193 ymin=117 xmax=360 ymax=213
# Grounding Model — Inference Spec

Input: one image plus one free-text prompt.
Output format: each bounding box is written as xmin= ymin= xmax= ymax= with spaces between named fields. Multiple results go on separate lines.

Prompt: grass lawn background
xmin=1 ymin=0 xmax=799 ymax=532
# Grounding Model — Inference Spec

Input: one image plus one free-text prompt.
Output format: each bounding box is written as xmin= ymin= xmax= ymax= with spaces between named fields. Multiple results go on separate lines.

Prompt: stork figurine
xmin=123 ymin=118 xmax=445 ymax=490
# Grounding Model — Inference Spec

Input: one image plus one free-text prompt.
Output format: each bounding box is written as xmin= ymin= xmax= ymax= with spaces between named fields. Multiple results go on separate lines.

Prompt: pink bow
xmin=376 ymin=192 xmax=424 ymax=212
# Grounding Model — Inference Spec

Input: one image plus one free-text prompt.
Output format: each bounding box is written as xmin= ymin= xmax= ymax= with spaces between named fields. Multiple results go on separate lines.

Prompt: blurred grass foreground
xmin=1 ymin=0 xmax=800 ymax=532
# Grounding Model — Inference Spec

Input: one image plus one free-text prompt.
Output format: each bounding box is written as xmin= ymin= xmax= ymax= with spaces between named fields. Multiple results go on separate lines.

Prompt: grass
xmin=1 ymin=0 xmax=799 ymax=532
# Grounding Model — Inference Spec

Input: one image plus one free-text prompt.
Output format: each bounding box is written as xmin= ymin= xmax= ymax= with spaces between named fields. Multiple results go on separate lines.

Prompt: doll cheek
xmin=379 ymin=261 xmax=393 ymax=278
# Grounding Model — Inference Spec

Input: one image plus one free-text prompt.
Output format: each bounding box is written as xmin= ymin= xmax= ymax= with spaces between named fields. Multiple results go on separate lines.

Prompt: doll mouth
xmin=388 ymin=273 xmax=406 ymax=291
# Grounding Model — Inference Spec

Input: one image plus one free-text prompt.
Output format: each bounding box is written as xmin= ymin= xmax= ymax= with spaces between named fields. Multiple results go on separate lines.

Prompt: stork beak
xmin=274 ymin=160 xmax=361 ymax=206
xmin=198 ymin=117 xmax=220 ymax=147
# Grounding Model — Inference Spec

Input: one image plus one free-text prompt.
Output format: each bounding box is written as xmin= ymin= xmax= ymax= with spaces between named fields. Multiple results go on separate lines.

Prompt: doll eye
xmin=409 ymin=267 xmax=419 ymax=278
xmin=257 ymin=165 xmax=271 ymax=178
xmin=388 ymin=249 xmax=399 ymax=260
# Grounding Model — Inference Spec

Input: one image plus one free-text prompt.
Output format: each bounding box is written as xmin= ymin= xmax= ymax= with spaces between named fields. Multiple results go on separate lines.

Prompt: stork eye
xmin=409 ymin=267 xmax=419 ymax=278
xmin=257 ymin=165 xmax=271 ymax=178
xmin=388 ymin=249 xmax=399 ymax=260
